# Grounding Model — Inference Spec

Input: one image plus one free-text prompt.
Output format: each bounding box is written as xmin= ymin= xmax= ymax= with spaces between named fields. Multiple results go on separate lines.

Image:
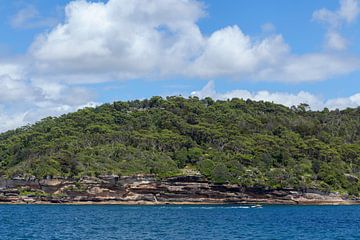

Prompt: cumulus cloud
xmin=191 ymin=81 xmax=360 ymax=111
xmin=1 ymin=0 xmax=360 ymax=132
xmin=0 ymin=108 xmax=29 ymax=133
xmin=29 ymin=0 xmax=360 ymax=83
xmin=30 ymin=0 xmax=205 ymax=82
xmin=0 ymin=62 xmax=25 ymax=79
xmin=0 ymin=62 xmax=96 ymax=132
xmin=189 ymin=26 xmax=288 ymax=78
xmin=189 ymin=26 xmax=359 ymax=81
xmin=0 ymin=101 xmax=97 ymax=133
xmin=0 ymin=63 xmax=39 ymax=103
xmin=0 ymin=75 xmax=40 ymax=103
xmin=0 ymin=97 xmax=97 ymax=133
xmin=313 ymin=0 xmax=359 ymax=50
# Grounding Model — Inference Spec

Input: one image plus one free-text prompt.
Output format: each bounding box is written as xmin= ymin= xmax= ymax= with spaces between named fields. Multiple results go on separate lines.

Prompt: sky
xmin=0 ymin=0 xmax=360 ymax=132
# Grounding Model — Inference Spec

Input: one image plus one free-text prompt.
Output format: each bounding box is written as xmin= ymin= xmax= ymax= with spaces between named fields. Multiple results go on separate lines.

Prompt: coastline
xmin=2 ymin=200 xmax=360 ymax=205
xmin=2 ymin=175 xmax=359 ymax=206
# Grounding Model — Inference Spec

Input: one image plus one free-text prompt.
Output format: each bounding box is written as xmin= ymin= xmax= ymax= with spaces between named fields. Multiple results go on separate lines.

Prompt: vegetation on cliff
xmin=1 ymin=96 xmax=360 ymax=195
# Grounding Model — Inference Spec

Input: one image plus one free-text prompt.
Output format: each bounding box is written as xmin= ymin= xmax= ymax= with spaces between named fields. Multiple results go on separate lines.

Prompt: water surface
xmin=0 ymin=205 xmax=359 ymax=239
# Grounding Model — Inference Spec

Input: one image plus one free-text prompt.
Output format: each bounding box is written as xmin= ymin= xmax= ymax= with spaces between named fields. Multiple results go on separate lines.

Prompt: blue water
xmin=0 ymin=205 xmax=359 ymax=239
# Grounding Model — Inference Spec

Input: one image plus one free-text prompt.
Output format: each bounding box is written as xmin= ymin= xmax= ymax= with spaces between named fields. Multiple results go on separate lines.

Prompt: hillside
xmin=1 ymin=96 xmax=360 ymax=195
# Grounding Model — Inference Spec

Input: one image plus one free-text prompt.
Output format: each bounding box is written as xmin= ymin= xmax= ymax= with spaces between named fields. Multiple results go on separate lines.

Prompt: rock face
xmin=0 ymin=175 xmax=357 ymax=204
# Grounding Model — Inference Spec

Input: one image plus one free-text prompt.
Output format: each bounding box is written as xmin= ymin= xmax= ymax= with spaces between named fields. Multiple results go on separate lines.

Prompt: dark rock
xmin=0 ymin=176 xmax=354 ymax=204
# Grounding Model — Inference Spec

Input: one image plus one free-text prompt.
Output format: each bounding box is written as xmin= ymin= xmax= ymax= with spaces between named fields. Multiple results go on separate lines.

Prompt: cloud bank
xmin=0 ymin=0 xmax=360 ymax=132
xmin=191 ymin=81 xmax=360 ymax=111
xmin=30 ymin=0 xmax=360 ymax=82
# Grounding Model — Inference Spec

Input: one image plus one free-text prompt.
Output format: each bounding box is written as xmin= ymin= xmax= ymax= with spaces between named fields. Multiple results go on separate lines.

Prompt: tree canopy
xmin=1 ymin=96 xmax=360 ymax=195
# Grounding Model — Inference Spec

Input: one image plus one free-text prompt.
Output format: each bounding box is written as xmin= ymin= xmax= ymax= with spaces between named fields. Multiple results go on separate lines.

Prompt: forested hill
xmin=1 ymin=96 xmax=360 ymax=195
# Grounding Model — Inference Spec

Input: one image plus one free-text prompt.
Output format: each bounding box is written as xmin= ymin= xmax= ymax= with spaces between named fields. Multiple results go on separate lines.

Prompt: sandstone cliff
xmin=0 ymin=175 xmax=358 ymax=205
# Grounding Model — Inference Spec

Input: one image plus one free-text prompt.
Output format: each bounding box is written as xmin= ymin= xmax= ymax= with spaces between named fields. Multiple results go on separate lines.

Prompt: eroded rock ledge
xmin=0 ymin=175 xmax=358 ymax=205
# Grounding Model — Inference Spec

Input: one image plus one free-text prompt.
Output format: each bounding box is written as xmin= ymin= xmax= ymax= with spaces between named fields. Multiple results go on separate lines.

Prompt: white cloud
xmin=189 ymin=26 xmax=288 ymax=78
xmin=30 ymin=0 xmax=205 ymax=82
xmin=29 ymin=0 xmax=360 ymax=83
xmin=191 ymin=81 xmax=360 ymax=110
xmin=0 ymin=63 xmax=96 ymax=132
xmin=189 ymin=26 xmax=359 ymax=81
xmin=11 ymin=5 xmax=38 ymax=28
xmin=1 ymin=0 xmax=360 ymax=132
xmin=313 ymin=0 xmax=359 ymax=27
xmin=326 ymin=93 xmax=360 ymax=109
xmin=326 ymin=31 xmax=347 ymax=50
xmin=0 ymin=62 xmax=25 ymax=79
xmin=10 ymin=5 xmax=58 ymax=29
xmin=267 ymin=53 xmax=359 ymax=82
xmin=261 ymin=23 xmax=276 ymax=33
xmin=0 ymin=101 xmax=98 ymax=133
xmin=339 ymin=0 xmax=359 ymax=23
xmin=0 ymin=63 xmax=38 ymax=103
xmin=0 ymin=107 xmax=29 ymax=133
xmin=313 ymin=0 xmax=359 ymax=50
xmin=0 ymin=75 xmax=40 ymax=103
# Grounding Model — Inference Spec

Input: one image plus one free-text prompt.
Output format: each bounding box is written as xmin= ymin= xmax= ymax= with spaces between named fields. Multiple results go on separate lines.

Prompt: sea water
xmin=0 ymin=205 xmax=359 ymax=239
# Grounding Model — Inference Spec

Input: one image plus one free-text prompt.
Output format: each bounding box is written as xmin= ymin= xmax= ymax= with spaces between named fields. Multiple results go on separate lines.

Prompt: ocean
xmin=0 ymin=204 xmax=359 ymax=239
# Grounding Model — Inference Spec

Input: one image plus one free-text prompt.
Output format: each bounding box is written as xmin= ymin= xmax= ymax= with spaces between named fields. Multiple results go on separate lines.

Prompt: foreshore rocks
xmin=0 ymin=175 xmax=358 ymax=205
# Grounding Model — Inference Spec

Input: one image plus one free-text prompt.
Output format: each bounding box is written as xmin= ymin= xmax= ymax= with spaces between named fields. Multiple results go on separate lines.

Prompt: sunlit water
xmin=0 ymin=204 xmax=359 ymax=239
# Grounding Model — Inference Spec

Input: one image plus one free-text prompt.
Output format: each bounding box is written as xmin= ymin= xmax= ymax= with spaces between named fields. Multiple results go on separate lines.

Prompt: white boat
xmin=251 ymin=204 xmax=263 ymax=208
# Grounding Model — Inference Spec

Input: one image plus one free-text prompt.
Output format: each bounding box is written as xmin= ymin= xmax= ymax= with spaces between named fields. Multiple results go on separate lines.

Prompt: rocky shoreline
xmin=1 ymin=175 xmax=359 ymax=205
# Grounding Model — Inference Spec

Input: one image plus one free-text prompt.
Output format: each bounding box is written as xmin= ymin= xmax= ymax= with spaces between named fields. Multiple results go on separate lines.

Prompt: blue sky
xmin=0 ymin=0 xmax=360 ymax=131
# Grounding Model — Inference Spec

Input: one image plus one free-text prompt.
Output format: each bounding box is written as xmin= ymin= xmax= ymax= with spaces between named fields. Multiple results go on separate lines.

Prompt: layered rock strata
xmin=0 ymin=175 xmax=357 ymax=205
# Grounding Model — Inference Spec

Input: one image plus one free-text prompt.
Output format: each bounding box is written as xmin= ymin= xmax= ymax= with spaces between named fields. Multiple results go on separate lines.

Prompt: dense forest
xmin=1 ymin=96 xmax=360 ymax=195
